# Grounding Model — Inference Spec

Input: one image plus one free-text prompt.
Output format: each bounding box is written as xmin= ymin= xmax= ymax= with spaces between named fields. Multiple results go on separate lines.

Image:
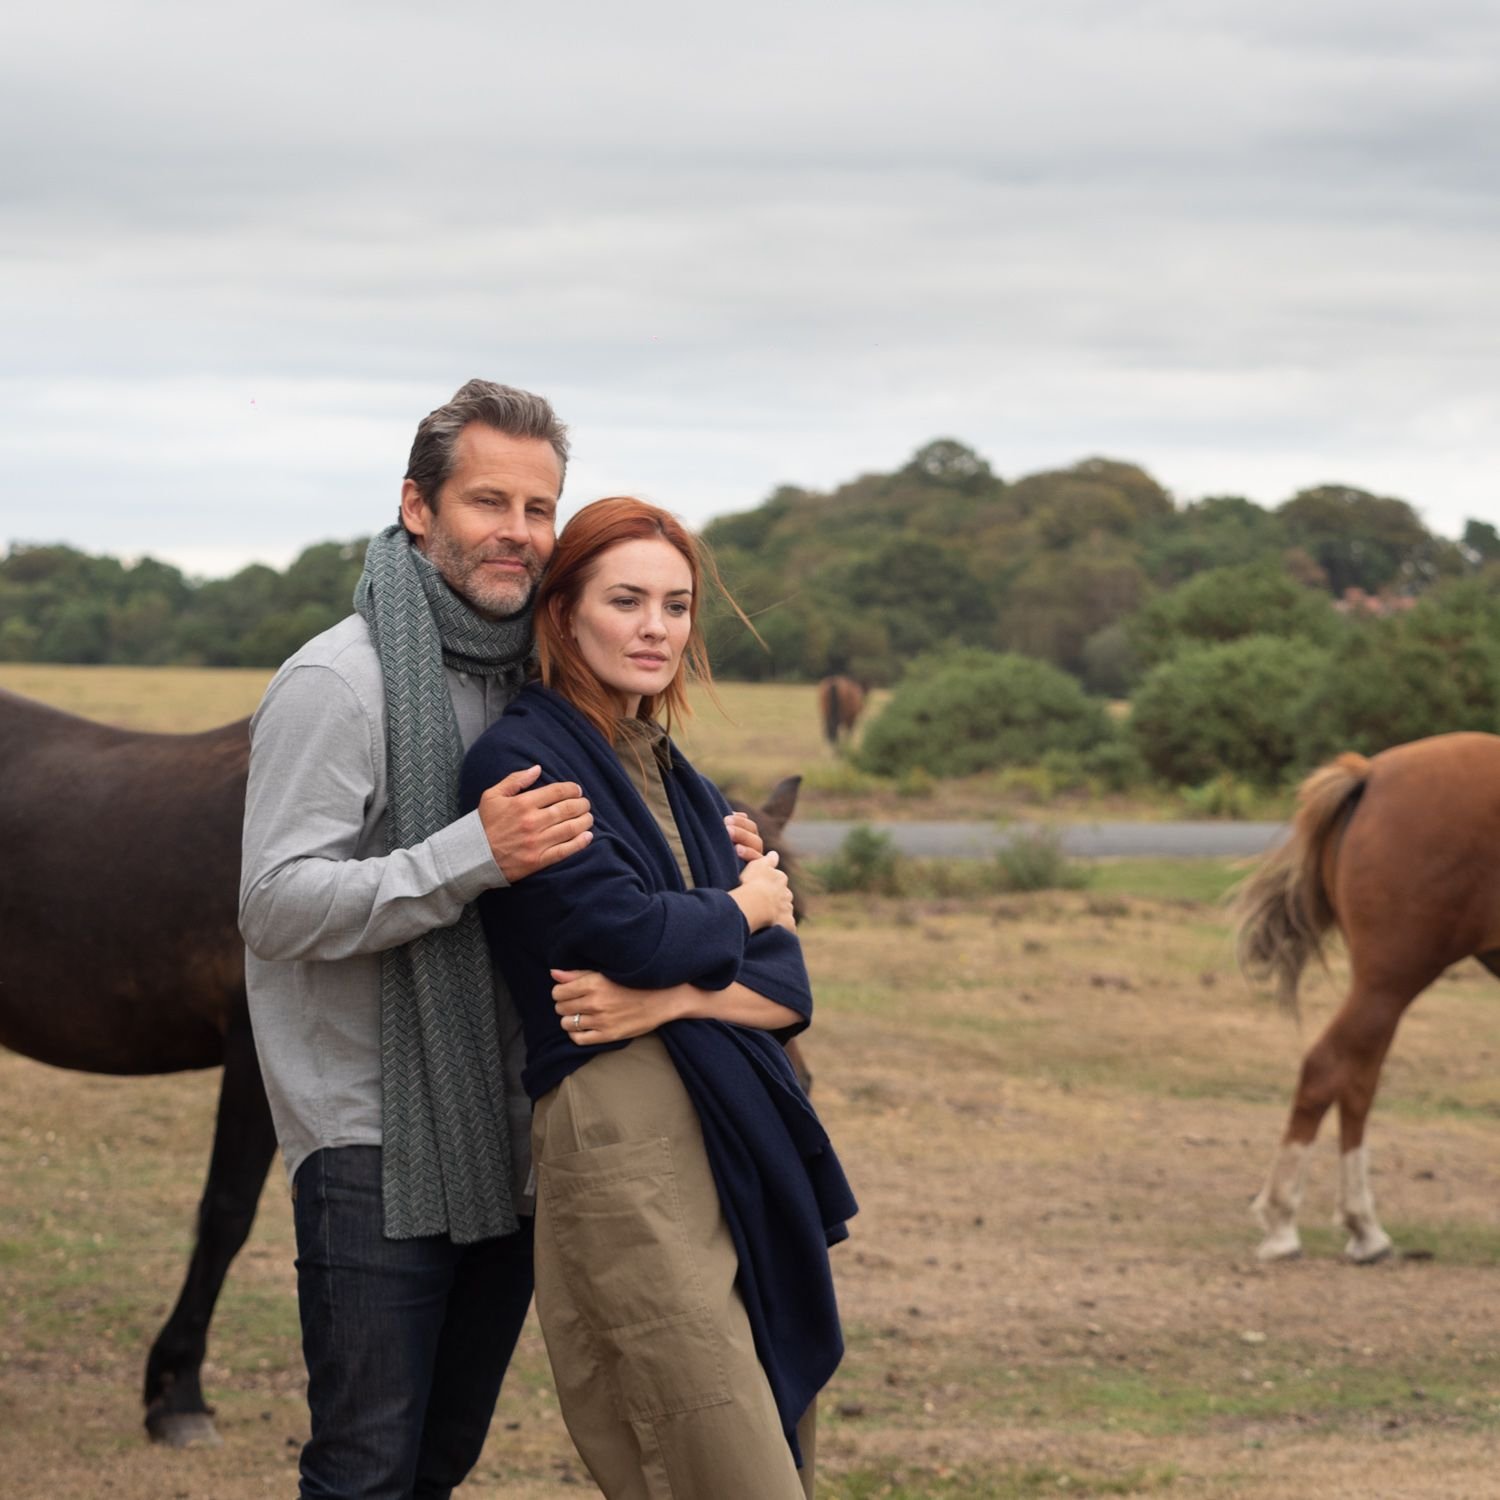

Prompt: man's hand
xmin=478 ymin=766 xmax=593 ymax=882
xmin=551 ymin=968 xmax=683 ymax=1045
xmin=725 ymin=810 xmax=764 ymax=863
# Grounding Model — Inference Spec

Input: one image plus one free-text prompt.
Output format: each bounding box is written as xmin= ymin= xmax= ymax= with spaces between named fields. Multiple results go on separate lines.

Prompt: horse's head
xmin=728 ymin=774 xmax=806 ymax=922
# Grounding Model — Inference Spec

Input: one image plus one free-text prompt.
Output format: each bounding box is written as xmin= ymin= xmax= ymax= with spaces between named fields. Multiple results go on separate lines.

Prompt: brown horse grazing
xmin=817 ymin=674 xmax=865 ymax=750
xmin=0 ymin=682 xmax=813 ymax=1441
xmin=1234 ymin=732 xmax=1500 ymax=1263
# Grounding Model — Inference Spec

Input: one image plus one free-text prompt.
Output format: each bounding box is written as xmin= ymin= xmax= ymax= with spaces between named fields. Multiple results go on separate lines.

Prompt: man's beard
xmin=427 ymin=534 xmax=543 ymax=620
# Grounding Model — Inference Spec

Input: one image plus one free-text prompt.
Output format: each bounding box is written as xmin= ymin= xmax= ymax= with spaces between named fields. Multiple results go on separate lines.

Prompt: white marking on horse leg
xmin=1252 ymin=1140 xmax=1307 ymax=1260
xmin=1338 ymin=1144 xmax=1394 ymax=1263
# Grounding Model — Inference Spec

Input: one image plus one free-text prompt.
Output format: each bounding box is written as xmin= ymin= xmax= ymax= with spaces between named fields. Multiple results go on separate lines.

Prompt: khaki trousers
xmin=533 ymin=1036 xmax=815 ymax=1500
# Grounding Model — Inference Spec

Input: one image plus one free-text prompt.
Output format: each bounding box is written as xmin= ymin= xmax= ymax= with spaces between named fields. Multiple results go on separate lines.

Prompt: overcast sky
xmin=3 ymin=0 xmax=1497 ymax=577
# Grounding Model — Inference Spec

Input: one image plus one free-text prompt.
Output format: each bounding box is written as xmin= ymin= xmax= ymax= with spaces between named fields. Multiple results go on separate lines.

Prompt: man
xmin=241 ymin=379 xmax=762 ymax=1500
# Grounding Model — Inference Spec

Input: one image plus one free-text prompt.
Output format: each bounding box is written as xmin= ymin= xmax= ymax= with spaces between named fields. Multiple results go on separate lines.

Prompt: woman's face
xmin=569 ymin=536 xmax=694 ymax=716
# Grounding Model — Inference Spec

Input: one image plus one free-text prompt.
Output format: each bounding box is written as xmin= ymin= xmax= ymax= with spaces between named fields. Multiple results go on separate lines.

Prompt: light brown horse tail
xmin=1233 ymin=752 xmax=1372 ymax=1017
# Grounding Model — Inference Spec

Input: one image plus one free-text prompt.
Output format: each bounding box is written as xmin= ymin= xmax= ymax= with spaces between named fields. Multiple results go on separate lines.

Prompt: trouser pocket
xmin=540 ymin=1133 xmax=731 ymax=1421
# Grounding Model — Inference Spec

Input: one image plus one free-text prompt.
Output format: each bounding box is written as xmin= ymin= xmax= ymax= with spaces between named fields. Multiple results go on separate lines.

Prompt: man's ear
xmin=399 ymin=479 xmax=432 ymax=543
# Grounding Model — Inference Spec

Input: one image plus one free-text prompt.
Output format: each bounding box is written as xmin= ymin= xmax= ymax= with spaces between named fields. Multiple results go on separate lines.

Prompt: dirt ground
xmin=6 ymin=884 xmax=1500 ymax=1497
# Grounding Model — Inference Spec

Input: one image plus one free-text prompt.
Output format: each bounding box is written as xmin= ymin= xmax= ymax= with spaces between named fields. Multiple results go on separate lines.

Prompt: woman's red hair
xmin=535 ymin=496 xmax=753 ymax=746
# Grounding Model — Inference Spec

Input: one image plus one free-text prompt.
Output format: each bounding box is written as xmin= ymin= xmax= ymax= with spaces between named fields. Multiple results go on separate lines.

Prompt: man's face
xmin=400 ymin=424 xmax=562 ymax=619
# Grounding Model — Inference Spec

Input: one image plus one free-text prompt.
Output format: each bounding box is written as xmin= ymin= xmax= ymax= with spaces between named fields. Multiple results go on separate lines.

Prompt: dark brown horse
xmin=816 ymin=675 xmax=865 ymax=750
xmin=0 ymin=685 xmax=810 ymax=1441
xmin=0 ymin=688 xmax=270 ymax=1446
xmin=1234 ymin=732 xmax=1500 ymax=1262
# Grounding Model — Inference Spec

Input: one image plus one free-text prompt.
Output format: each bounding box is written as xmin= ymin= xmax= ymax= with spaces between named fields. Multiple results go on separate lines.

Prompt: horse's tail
xmin=819 ymin=680 xmax=840 ymax=746
xmin=1233 ymin=752 xmax=1371 ymax=1016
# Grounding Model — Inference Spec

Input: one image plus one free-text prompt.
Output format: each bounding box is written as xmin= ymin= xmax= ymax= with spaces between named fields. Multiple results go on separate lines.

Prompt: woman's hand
xmin=729 ymin=851 xmax=795 ymax=933
xmin=724 ymin=810 xmax=764 ymax=863
xmin=551 ymin=968 xmax=685 ymax=1045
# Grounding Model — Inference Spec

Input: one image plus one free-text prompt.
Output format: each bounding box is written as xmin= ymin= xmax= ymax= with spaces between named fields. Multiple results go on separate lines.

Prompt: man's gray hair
xmin=405 ymin=379 xmax=570 ymax=508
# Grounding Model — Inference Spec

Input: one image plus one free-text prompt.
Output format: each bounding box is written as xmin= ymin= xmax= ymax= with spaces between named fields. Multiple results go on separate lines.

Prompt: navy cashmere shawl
xmin=459 ymin=684 xmax=856 ymax=1453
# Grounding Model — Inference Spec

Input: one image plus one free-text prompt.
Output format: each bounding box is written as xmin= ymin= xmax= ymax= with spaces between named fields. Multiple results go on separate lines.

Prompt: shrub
xmin=1178 ymin=773 xmax=1260 ymax=820
xmin=1298 ymin=583 xmax=1500 ymax=760
xmin=1129 ymin=635 xmax=1330 ymax=788
xmin=895 ymin=766 xmax=936 ymax=799
xmin=817 ymin=824 xmax=902 ymax=895
xmin=857 ymin=649 xmax=1116 ymax=779
xmin=1127 ymin=562 xmax=1340 ymax=670
xmin=1079 ymin=739 xmax=1149 ymax=793
xmin=992 ymin=828 xmax=1089 ymax=892
xmin=800 ymin=762 xmax=889 ymax=797
xmin=991 ymin=766 xmax=1060 ymax=804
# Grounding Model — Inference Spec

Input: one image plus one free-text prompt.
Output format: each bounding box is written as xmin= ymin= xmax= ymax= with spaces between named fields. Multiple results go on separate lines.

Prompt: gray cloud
xmin=2 ymin=0 xmax=1497 ymax=573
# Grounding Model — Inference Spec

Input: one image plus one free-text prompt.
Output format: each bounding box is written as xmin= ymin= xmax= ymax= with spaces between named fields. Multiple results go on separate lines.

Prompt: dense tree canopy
xmin=2 ymin=440 xmax=1480 ymax=696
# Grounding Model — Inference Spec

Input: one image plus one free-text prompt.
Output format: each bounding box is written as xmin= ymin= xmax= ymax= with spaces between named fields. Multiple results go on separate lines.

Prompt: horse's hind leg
xmin=1253 ymin=983 xmax=1411 ymax=1262
xmin=1331 ymin=990 xmax=1413 ymax=1263
xmin=144 ymin=1012 xmax=278 ymax=1446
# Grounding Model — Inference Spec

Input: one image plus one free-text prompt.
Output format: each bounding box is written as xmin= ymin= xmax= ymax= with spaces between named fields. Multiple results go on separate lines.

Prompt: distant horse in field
xmin=1234 ymin=732 xmax=1500 ymax=1263
xmin=817 ymin=675 xmax=865 ymax=751
xmin=0 ymin=685 xmax=812 ymax=1441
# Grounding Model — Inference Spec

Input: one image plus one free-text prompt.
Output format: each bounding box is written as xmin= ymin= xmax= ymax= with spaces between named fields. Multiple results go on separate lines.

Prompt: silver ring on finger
xmin=573 ymin=1012 xmax=583 ymax=1032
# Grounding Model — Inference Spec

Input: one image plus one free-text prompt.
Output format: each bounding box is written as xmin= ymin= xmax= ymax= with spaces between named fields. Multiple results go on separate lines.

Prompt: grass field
xmin=0 ymin=663 xmax=1284 ymax=824
xmin=7 ymin=856 xmax=1500 ymax=1497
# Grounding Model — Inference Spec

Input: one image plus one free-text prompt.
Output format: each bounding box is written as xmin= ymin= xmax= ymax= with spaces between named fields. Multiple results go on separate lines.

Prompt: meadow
xmin=0 ymin=665 xmax=1254 ymax=824
xmin=4 ymin=666 xmax=1496 ymax=1498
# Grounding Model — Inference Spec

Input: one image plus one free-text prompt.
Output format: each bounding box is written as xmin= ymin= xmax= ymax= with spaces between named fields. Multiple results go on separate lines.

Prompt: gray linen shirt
xmin=239 ymin=613 xmax=533 ymax=1210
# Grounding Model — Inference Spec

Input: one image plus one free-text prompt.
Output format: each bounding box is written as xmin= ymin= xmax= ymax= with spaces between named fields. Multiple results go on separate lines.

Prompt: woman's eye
xmin=610 ymin=597 xmax=636 ymax=608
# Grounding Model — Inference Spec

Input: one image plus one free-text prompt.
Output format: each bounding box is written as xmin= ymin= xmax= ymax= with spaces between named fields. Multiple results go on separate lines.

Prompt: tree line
xmin=5 ymin=440 xmax=1497 ymax=699
xmin=700 ymin=438 xmax=1498 ymax=689
xmin=0 ymin=539 xmax=368 ymax=668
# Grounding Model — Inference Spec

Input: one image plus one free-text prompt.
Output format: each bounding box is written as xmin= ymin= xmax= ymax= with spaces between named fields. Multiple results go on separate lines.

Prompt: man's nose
xmin=491 ymin=503 xmax=531 ymax=545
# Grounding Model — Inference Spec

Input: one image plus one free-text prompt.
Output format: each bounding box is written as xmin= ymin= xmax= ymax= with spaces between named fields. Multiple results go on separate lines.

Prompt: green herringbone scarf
xmin=354 ymin=524 xmax=533 ymax=1243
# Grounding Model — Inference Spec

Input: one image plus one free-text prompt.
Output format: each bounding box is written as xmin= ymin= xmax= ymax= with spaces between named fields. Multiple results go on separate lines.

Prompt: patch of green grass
xmin=1087 ymin=859 xmax=1243 ymax=905
xmin=959 ymin=1353 xmax=1500 ymax=1437
xmin=1384 ymin=1091 xmax=1500 ymax=1126
xmin=1298 ymin=1220 xmax=1500 ymax=1266
xmin=822 ymin=1463 xmax=1178 ymax=1500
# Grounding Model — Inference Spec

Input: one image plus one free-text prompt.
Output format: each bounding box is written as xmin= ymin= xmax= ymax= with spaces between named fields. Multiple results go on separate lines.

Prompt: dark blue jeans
xmin=292 ymin=1146 xmax=534 ymax=1500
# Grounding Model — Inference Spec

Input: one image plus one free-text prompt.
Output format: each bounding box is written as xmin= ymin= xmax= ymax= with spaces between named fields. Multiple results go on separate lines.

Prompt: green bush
xmin=817 ymin=825 xmax=903 ymax=895
xmin=992 ymin=828 xmax=1089 ymax=892
xmin=1129 ymin=635 xmax=1330 ymax=788
xmin=1079 ymin=739 xmax=1149 ymax=793
xmin=1298 ymin=582 xmax=1500 ymax=759
xmin=895 ymin=766 xmax=936 ymax=799
xmin=1178 ymin=773 xmax=1260 ymax=820
xmin=1127 ymin=561 xmax=1341 ymax=671
xmin=857 ymin=650 xmax=1116 ymax=779
xmin=800 ymin=762 xmax=890 ymax=797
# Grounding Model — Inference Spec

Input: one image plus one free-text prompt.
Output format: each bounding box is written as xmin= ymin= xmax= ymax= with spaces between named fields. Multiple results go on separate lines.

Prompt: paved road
xmin=789 ymin=820 xmax=1287 ymax=859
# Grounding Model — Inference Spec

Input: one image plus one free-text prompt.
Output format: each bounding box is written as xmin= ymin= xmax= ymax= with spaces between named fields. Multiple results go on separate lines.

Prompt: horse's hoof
xmin=146 ymin=1409 xmax=222 ymax=1448
xmin=1255 ymin=1227 xmax=1303 ymax=1262
xmin=1344 ymin=1231 xmax=1394 ymax=1265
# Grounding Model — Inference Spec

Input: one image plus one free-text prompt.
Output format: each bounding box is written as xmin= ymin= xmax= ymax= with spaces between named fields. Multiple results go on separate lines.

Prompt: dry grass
xmin=7 ymin=878 xmax=1500 ymax=1497
xmin=0 ymin=664 xmax=1207 ymax=823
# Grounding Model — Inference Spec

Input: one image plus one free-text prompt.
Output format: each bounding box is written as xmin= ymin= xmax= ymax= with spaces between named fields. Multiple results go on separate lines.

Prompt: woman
xmin=460 ymin=497 xmax=855 ymax=1499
